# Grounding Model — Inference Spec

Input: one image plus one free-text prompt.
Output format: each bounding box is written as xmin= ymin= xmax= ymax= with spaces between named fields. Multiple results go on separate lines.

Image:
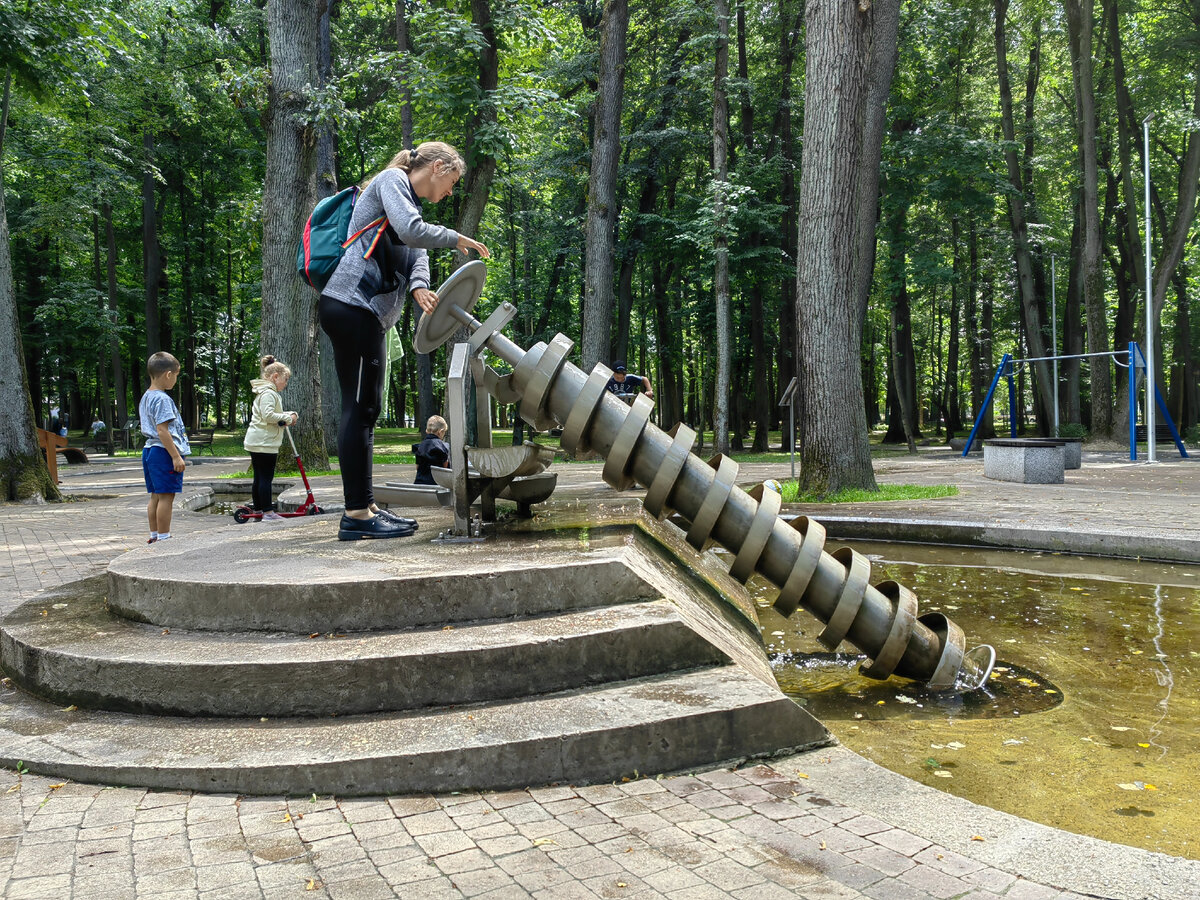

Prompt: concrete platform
xmin=105 ymin=518 xmax=663 ymax=632
xmin=0 ymin=666 xmax=822 ymax=795
xmin=3 ymin=581 xmax=727 ymax=717
xmin=0 ymin=513 xmax=830 ymax=794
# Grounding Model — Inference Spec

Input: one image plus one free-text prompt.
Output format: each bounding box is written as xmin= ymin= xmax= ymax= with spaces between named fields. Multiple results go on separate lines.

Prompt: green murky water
xmin=749 ymin=541 xmax=1200 ymax=860
xmin=204 ymin=496 xmax=253 ymax=516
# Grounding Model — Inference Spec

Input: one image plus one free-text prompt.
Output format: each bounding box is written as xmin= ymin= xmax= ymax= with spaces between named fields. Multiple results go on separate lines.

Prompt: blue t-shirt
xmin=139 ymin=389 xmax=191 ymax=455
xmin=605 ymin=373 xmax=645 ymax=397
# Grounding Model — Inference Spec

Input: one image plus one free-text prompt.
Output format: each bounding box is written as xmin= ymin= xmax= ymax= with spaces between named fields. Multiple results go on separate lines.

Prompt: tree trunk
xmin=1062 ymin=217 xmax=1083 ymax=425
xmin=454 ymin=0 xmax=500 ymax=271
xmin=1150 ymin=67 xmax=1200 ymax=344
xmin=103 ymin=202 xmax=127 ymax=429
xmin=794 ymin=0 xmax=878 ymax=495
xmin=651 ymin=259 xmax=682 ymax=428
xmin=994 ymin=0 xmax=1055 ymax=424
xmin=1065 ymin=0 xmax=1113 ymax=436
xmin=712 ymin=0 xmax=732 ymax=456
xmin=851 ymin=0 xmax=901 ymax=327
xmin=391 ymin=0 xmax=433 ymax=428
xmin=142 ymin=128 xmax=162 ymax=361
xmin=945 ymin=221 xmax=963 ymax=437
xmin=262 ymin=0 xmax=327 ymax=468
xmin=180 ymin=191 xmax=199 ymax=429
xmin=0 ymin=69 xmax=58 ymax=501
xmin=317 ymin=0 xmax=342 ymax=455
xmin=615 ymin=29 xmax=689 ymax=368
xmin=580 ymin=0 xmax=629 ymax=372
xmin=884 ymin=203 xmax=918 ymax=452
xmin=774 ymin=1 xmax=803 ymax=452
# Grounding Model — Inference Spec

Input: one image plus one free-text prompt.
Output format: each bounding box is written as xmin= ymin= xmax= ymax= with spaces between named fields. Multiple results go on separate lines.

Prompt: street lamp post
xmin=1051 ymin=254 xmax=1058 ymax=437
xmin=1143 ymin=113 xmax=1156 ymax=463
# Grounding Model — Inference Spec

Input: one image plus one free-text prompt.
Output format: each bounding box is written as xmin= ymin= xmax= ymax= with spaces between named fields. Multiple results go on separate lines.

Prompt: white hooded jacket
xmin=243 ymin=379 xmax=296 ymax=453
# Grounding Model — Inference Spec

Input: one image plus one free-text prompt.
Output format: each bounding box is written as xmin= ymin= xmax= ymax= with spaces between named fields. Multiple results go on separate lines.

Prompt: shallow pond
xmin=749 ymin=541 xmax=1200 ymax=859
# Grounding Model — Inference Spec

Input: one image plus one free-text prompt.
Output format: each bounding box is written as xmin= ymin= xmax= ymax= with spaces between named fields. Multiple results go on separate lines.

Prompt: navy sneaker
xmin=338 ymin=513 xmax=417 ymax=541
xmin=374 ymin=508 xmax=418 ymax=529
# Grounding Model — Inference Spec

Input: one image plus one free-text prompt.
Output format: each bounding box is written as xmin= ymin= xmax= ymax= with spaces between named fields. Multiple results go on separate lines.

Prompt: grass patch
xmin=780 ymin=482 xmax=958 ymax=504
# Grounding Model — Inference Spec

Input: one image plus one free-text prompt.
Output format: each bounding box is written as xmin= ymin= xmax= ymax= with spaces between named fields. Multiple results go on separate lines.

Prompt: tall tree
xmin=0 ymin=69 xmax=58 ymax=501
xmin=261 ymin=0 xmax=327 ymax=467
xmin=454 ymin=0 xmax=501 ymax=271
xmin=794 ymin=0 xmax=885 ymax=494
xmin=852 ymin=0 xmax=901 ymax=326
xmin=580 ymin=0 xmax=629 ymax=372
xmin=994 ymin=0 xmax=1054 ymax=429
xmin=1065 ymin=0 xmax=1113 ymax=436
xmin=317 ymin=0 xmax=341 ymax=455
xmin=712 ymin=0 xmax=731 ymax=455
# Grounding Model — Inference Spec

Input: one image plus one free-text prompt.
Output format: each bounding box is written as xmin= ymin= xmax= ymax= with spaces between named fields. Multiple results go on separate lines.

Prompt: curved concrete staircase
xmin=0 ymin=513 xmax=830 ymax=795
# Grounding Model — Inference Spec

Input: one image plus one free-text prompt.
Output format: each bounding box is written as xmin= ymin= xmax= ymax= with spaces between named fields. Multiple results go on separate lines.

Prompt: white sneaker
xmin=262 ymin=511 xmax=285 ymax=521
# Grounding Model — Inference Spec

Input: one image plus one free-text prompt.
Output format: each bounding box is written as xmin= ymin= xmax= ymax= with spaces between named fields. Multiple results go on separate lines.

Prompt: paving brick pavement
xmin=0 ymin=765 xmax=1097 ymax=900
xmin=0 ymin=451 xmax=1194 ymax=898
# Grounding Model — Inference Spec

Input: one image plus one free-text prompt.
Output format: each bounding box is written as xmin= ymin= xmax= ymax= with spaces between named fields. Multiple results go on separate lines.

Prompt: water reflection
xmin=745 ymin=541 xmax=1200 ymax=860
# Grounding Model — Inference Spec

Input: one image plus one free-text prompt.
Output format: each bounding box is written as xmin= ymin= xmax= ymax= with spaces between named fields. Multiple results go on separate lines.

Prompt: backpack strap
xmin=342 ymin=216 xmax=389 ymax=260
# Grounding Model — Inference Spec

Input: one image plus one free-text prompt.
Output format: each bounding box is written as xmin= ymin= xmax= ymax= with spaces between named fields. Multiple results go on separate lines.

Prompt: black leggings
xmin=318 ymin=296 xmax=386 ymax=510
xmin=249 ymin=451 xmax=278 ymax=512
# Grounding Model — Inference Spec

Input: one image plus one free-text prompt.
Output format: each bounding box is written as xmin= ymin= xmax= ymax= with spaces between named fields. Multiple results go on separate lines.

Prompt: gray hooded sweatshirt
xmin=322 ymin=168 xmax=460 ymax=330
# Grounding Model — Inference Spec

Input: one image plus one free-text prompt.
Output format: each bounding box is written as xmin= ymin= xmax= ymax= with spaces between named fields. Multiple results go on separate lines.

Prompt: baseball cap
xmin=613 ymin=360 xmax=627 ymax=371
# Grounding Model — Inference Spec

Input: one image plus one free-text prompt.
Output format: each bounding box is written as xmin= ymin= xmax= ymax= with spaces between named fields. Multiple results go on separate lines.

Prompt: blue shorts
xmin=143 ymin=446 xmax=184 ymax=494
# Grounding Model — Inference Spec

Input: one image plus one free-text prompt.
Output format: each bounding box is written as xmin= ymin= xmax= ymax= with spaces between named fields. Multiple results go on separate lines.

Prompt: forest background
xmin=0 ymin=0 xmax=1197 ymax=501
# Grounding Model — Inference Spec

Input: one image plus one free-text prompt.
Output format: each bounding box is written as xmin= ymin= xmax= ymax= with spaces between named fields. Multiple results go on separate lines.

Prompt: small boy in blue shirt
xmin=139 ymin=352 xmax=191 ymax=543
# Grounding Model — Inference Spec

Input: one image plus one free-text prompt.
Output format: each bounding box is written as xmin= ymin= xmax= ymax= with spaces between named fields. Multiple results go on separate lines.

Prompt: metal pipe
xmin=1144 ymin=113 xmax=1156 ymax=462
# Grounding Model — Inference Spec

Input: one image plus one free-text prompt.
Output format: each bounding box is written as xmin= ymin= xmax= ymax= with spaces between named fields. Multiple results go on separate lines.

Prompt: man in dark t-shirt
xmin=604 ymin=360 xmax=654 ymax=401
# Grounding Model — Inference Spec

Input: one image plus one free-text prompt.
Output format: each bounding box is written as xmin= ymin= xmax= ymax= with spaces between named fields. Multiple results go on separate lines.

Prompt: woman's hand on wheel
xmin=413 ymin=288 xmax=439 ymax=314
xmin=456 ymin=235 xmax=491 ymax=259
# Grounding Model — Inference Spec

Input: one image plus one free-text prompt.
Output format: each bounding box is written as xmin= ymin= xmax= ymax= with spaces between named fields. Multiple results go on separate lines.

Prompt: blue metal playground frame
xmin=962 ymin=341 xmax=1188 ymax=461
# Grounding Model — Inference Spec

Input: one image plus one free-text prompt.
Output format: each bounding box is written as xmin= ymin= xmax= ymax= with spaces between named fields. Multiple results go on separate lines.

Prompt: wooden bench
xmin=37 ymin=428 xmax=89 ymax=484
xmin=187 ymin=428 xmax=215 ymax=455
xmin=983 ymin=438 xmax=1065 ymax=484
xmin=1134 ymin=423 xmax=1175 ymax=443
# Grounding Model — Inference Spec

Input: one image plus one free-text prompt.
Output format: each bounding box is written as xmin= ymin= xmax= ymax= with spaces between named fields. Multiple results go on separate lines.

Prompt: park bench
xmin=187 ymin=428 xmax=215 ymax=455
xmin=1134 ymin=422 xmax=1175 ymax=443
xmin=983 ymin=438 xmax=1065 ymax=484
xmin=88 ymin=431 xmax=107 ymax=452
xmin=36 ymin=428 xmax=89 ymax=484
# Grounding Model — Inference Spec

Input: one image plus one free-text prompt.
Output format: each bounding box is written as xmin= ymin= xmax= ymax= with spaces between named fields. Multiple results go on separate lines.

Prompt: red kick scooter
xmin=233 ymin=426 xmax=323 ymax=523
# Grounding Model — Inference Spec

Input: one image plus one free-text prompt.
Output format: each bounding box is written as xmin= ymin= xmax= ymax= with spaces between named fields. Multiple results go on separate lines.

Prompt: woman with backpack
xmin=319 ymin=141 xmax=490 ymax=541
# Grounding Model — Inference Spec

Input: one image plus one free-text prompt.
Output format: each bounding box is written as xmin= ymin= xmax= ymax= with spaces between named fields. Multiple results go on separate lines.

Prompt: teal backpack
xmin=296 ymin=186 xmax=389 ymax=291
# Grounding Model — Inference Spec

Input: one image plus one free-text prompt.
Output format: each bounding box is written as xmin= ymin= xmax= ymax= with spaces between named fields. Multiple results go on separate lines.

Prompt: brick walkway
xmin=0 ymin=452 xmax=1192 ymax=899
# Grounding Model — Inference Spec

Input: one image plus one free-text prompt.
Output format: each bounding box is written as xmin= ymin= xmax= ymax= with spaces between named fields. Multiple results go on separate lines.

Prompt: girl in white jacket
xmin=244 ymin=356 xmax=298 ymax=520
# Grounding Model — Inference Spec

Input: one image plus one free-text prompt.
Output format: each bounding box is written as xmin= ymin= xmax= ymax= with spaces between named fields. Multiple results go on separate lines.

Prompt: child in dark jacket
xmin=414 ymin=416 xmax=450 ymax=485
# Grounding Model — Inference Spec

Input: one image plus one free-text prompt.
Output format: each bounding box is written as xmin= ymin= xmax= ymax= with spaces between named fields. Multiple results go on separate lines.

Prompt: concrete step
xmin=105 ymin=520 xmax=659 ymax=632
xmin=0 ymin=666 xmax=829 ymax=795
xmin=2 ymin=577 xmax=729 ymax=717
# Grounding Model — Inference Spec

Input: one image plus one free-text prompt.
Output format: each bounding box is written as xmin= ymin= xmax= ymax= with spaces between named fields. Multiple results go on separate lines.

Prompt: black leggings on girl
xmin=318 ymin=296 xmax=386 ymax=511
xmin=249 ymin=451 xmax=278 ymax=512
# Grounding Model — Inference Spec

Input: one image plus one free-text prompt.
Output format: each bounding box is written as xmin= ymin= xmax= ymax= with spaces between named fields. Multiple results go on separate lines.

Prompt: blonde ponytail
xmin=363 ymin=141 xmax=466 ymax=188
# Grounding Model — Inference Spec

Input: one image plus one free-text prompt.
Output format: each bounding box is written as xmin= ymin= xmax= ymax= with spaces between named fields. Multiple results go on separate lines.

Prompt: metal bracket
xmin=468 ymin=301 xmax=517 ymax=358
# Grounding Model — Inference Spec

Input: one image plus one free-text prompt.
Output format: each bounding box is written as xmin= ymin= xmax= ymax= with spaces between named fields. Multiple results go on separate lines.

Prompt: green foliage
xmin=2 ymin=0 xmax=1198 ymax=451
xmin=1058 ymin=423 xmax=1088 ymax=440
